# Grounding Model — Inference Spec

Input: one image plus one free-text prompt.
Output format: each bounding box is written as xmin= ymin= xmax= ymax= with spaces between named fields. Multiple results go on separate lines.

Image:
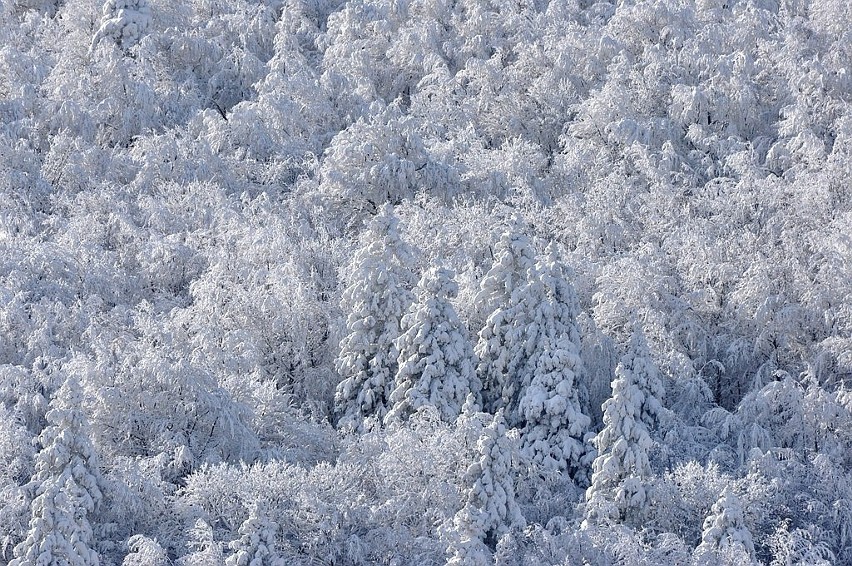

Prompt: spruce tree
xmin=385 ymin=265 xmax=479 ymax=424
xmin=11 ymin=376 xmax=102 ymax=566
xmin=583 ymin=329 xmax=655 ymax=526
xmin=122 ymin=535 xmax=168 ymax=565
xmin=518 ymin=243 xmax=594 ymax=484
xmin=335 ymin=205 xmax=414 ymax=432
xmin=91 ymin=0 xmax=152 ymax=51
xmin=694 ymin=488 xmax=756 ymax=563
xmin=475 ymin=225 xmax=536 ymax=417
xmin=622 ymin=325 xmax=665 ymax=433
xmin=226 ymin=503 xmax=281 ymax=566
xmin=448 ymin=410 xmax=525 ymax=564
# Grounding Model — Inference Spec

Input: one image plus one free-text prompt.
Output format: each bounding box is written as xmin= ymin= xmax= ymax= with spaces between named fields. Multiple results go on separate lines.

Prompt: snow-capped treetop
xmin=448 ymin=410 xmax=525 ymax=564
xmin=122 ymin=535 xmax=169 ymax=565
xmin=475 ymin=222 xmax=537 ymax=313
xmin=10 ymin=375 xmax=103 ymax=566
xmin=518 ymin=243 xmax=594 ymax=482
xmin=318 ymin=103 xmax=431 ymax=221
xmin=91 ymin=0 xmax=152 ymax=52
xmin=623 ymin=323 xmax=665 ymax=432
xmin=226 ymin=502 xmax=281 ymax=566
xmin=34 ymin=376 xmax=102 ymax=489
xmin=359 ymin=203 xmax=410 ymax=257
xmin=584 ymin=335 xmax=655 ymax=526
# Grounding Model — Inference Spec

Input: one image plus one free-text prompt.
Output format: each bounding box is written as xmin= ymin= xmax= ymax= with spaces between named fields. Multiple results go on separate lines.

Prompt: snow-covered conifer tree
xmin=583 ymin=331 xmax=655 ymax=526
xmin=180 ymin=519 xmax=225 ymax=565
xmin=518 ymin=243 xmax=594 ymax=483
xmin=122 ymin=535 xmax=168 ymax=565
xmin=475 ymin=225 xmax=536 ymax=417
xmin=10 ymin=376 xmax=103 ymax=566
xmin=91 ymin=0 xmax=152 ymax=52
xmin=334 ymin=205 xmax=414 ymax=432
xmin=448 ymin=410 xmax=525 ymax=564
xmin=385 ymin=265 xmax=479 ymax=424
xmin=623 ymin=325 xmax=665 ymax=433
xmin=693 ymin=488 xmax=756 ymax=564
xmin=226 ymin=503 xmax=281 ymax=566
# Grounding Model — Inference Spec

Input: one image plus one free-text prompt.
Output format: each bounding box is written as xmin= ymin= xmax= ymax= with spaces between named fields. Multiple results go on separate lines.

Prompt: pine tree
xmin=385 ymin=265 xmax=480 ymax=424
xmin=334 ymin=205 xmax=414 ymax=432
xmin=518 ymin=243 xmax=594 ymax=484
xmin=583 ymin=330 xmax=655 ymax=527
xmin=475 ymin=225 xmax=537 ymax=417
xmin=694 ymin=488 xmax=756 ymax=563
xmin=448 ymin=410 xmax=525 ymax=565
xmin=11 ymin=376 xmax=103 ymax=566
xmin=180 ymin=519 xmax=225 ymax=565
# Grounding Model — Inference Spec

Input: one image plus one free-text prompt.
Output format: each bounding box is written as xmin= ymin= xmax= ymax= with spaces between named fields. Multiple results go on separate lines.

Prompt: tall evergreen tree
xmin=448 ymin=410 xmax=525 ymax=565
xmin=334 ymin=205 xmax=414 ymax=432
xmin=518 ymin=243 xmax=594 ymax=484
xmin=475 ymin=225 xmax=536 ymax=417
xmin=622 ymin=325 xmax=665 ymax=433
xmin=11 ymin=376 xmax=103 ymax=566
xmin=583 ymin=328 xmax=656 ymax=527
xmin=385 ymin=265 xmax=479 ymax=424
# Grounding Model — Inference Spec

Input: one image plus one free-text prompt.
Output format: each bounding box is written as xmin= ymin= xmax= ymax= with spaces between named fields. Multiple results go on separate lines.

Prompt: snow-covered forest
xmin=1 ymin=0 xmax=850 ymax=562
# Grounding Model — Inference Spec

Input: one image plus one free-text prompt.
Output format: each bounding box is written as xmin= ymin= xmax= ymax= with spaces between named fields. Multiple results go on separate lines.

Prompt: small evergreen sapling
xmin=91 ymin=0 xmax=152 ymax=52
xmin=226 ymin=503 xmax=281 ymax=566
xmin=694 ymin=488 xmax=756 ymax=564
xmin=122 ymin=535 xmax=168 ymax=565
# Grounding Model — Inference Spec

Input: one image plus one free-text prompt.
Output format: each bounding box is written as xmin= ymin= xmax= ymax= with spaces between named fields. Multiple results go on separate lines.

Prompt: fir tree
xmin=622 ymin=325 xmax=665 ymax=433
xmin=335 ymin=205 xmax=414 ymax=432
xmin=122 ymin=535 xmax=168 ymax=565
xmin=11 ymin=376 xmax=103 ymax=566
xmin=180 ymin=519 xmax=225 ymax=565
xmin=91 ymin=0 xmax=152 ymax=52
xmin=385 ymin=265 xmax=479 ymax=424
xmin=518 ymin=243 xmax=594 ymax=484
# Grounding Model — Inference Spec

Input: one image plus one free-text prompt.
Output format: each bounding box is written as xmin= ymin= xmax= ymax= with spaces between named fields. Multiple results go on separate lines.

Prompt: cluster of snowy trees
xmin=1 ymin=0 xmax=851 ymax=562
xmin=335 ymin=208 xmax=601 ymax=484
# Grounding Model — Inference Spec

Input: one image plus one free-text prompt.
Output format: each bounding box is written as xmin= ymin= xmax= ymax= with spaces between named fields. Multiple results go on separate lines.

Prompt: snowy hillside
xmin=1 ymin=0 xmax=850 ymax=563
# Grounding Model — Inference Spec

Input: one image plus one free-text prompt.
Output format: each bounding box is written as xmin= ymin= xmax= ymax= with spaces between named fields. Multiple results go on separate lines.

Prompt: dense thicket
xmin=1 ymin=0 xmax=850 ymax=563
